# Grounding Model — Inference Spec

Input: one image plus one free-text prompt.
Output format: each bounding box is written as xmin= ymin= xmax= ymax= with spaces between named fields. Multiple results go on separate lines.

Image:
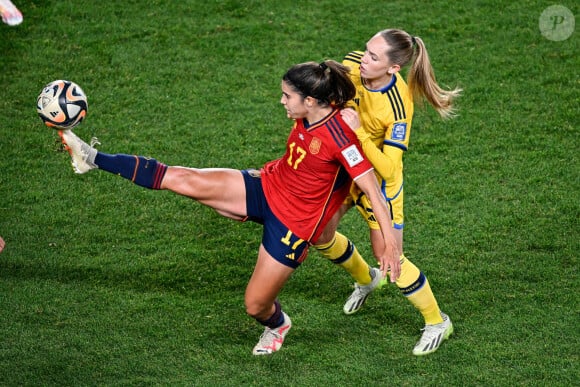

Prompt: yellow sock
xmin=315 ymin=232 xmax=372 ymax=285
xmin=396 ymin=255 xmax=443 ymax=325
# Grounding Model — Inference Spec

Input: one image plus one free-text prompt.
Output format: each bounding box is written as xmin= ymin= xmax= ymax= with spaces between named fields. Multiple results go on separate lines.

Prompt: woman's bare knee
xmin=161 ymin=166 xmax=202 ymax=195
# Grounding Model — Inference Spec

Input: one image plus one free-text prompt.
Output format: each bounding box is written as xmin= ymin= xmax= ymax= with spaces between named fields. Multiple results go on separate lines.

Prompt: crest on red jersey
xmin=309 ymin=137 xmax=321 ymax=154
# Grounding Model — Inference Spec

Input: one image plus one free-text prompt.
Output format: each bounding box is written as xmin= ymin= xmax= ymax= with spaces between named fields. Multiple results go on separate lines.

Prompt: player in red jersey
xmin=57 ymin=60 xmax=401 ymax=355
xmin=262 ymin=105 xmax=375 ymax=244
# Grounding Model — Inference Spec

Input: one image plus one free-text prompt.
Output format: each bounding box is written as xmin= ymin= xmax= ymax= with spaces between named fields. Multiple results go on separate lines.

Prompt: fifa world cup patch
xmin=391 ymin=123 xmax=407 ymax=141
xmin=341 ymin=144 xmax=364 ymax=167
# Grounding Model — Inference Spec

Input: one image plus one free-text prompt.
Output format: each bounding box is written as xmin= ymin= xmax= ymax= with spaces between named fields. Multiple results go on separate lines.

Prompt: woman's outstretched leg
xmin=59 ymin=130 xmax=247 ymax=220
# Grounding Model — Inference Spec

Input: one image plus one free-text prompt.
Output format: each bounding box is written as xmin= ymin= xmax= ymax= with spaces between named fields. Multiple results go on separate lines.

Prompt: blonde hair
xmin=378 ymin=29 xmax=462 ymax=119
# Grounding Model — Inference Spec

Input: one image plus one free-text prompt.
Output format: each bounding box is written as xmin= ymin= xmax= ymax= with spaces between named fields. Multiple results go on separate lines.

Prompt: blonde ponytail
xmin=379 ymin=29 xmax=462 ymax=119
xmin=408 ymin=36 xmax=462 ymax=119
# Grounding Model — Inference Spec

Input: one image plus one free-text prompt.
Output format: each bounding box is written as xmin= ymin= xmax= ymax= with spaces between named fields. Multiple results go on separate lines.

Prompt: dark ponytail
xmin=283 ymin=60 xmax=355 ymax=108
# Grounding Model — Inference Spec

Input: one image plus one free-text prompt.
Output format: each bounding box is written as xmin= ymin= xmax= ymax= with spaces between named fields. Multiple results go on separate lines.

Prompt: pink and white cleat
xmin=0 ymin=0 xmax=23 ymax=26
xmin=252 ymin=312 xmax=292 ymax=355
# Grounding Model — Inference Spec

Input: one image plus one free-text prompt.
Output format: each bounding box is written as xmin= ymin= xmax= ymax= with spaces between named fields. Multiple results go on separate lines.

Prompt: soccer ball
xmin=36 ymin=80 xmax=88 ymax=130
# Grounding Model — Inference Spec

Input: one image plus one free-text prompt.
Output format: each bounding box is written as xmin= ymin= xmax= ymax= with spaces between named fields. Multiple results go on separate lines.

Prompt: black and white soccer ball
xmin=36 ymin=80 xmax=88 ymax=129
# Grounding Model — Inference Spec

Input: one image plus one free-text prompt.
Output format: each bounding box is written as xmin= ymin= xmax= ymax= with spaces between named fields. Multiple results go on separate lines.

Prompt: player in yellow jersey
xmin=315 ymin=29 xmax=461 ymax=356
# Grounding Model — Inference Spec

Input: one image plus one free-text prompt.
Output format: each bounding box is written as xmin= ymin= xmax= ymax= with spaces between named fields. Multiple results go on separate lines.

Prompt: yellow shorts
xmin=349 ymin=182 xmax=404 ymax=230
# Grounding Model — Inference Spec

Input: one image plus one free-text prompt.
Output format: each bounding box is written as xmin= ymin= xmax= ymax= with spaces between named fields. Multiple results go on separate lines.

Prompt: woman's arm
xmin=354 ymin=171 xmax=401 ymax=282
xmin=341 ymin=108 xmax=401 ymax=281
xmin=354 ymin=127 xmax=403 ymax=181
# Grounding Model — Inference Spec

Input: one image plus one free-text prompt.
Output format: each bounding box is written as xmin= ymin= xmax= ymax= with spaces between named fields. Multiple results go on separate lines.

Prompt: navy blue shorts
xmin=242 ymin=169 xmax=309 ymax=269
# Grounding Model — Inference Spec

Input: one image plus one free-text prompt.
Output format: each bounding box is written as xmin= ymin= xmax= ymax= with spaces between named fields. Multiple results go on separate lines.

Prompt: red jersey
xmin=261 ymin=109 xmax=373 ymax=243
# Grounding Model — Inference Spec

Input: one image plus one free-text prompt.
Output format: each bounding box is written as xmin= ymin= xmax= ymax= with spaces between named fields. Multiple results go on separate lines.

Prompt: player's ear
xmin=304 ymin=96 xmax=316 ymax=107
xmin=388 ymin=64 xmax=401 ymax=75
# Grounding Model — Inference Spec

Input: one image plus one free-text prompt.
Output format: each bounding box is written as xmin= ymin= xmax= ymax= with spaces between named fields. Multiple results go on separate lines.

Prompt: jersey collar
xmin=362 ymin=74 xmax=397 ymax=93
xmin=303 ymin=108 xmax=338 ymax=130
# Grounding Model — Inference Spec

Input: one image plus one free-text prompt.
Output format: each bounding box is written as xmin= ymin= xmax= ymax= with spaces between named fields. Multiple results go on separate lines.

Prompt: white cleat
xmin=252 ymin=312 xmax=292 ymax=355
xmin=343 ymin=267 xmax=382 ymax=315
xmin=58 ymin=130 xmax=99 ymax=174
xmin=0 ymin=0 xmax=23 ymax=26
xmin=412 ymin=312 xmax=453 ymax=356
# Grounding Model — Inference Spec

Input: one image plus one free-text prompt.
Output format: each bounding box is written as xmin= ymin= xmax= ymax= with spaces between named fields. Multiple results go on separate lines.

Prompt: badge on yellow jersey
xmin=391 ymin=122 xmax=407 ymax=141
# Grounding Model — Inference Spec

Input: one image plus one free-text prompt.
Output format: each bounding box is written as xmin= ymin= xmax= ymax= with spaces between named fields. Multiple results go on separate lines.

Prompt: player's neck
xmin=363 ymin=74 xmax=394 ymax=90
xmin=305 ymin=106 xmax=333 ymax=125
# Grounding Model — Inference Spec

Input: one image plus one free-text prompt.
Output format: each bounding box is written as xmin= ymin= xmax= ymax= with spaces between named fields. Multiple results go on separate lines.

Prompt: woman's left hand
xmin=340 ymin=108 xmax=360 ymax=132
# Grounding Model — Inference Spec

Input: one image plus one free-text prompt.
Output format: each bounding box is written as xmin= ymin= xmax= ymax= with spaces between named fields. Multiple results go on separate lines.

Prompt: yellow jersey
xmin=343 ymin=51 xmax=413 ymax=202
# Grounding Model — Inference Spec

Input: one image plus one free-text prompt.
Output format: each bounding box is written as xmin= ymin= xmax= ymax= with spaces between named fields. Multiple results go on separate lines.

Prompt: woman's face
xmin=280 ymin=81 xmax=308 ymax=120
xmin=359 ymin=34 xmax=394 ymax=81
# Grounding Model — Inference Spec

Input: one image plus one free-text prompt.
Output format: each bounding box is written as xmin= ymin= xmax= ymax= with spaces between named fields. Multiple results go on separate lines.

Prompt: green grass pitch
xmin=0 ymin=1 xmax=577 ymax=385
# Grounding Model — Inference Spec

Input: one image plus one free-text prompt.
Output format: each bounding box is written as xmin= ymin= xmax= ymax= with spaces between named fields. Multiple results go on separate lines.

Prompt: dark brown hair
xmin=283 ymin=60 xmax=355 ymax=109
